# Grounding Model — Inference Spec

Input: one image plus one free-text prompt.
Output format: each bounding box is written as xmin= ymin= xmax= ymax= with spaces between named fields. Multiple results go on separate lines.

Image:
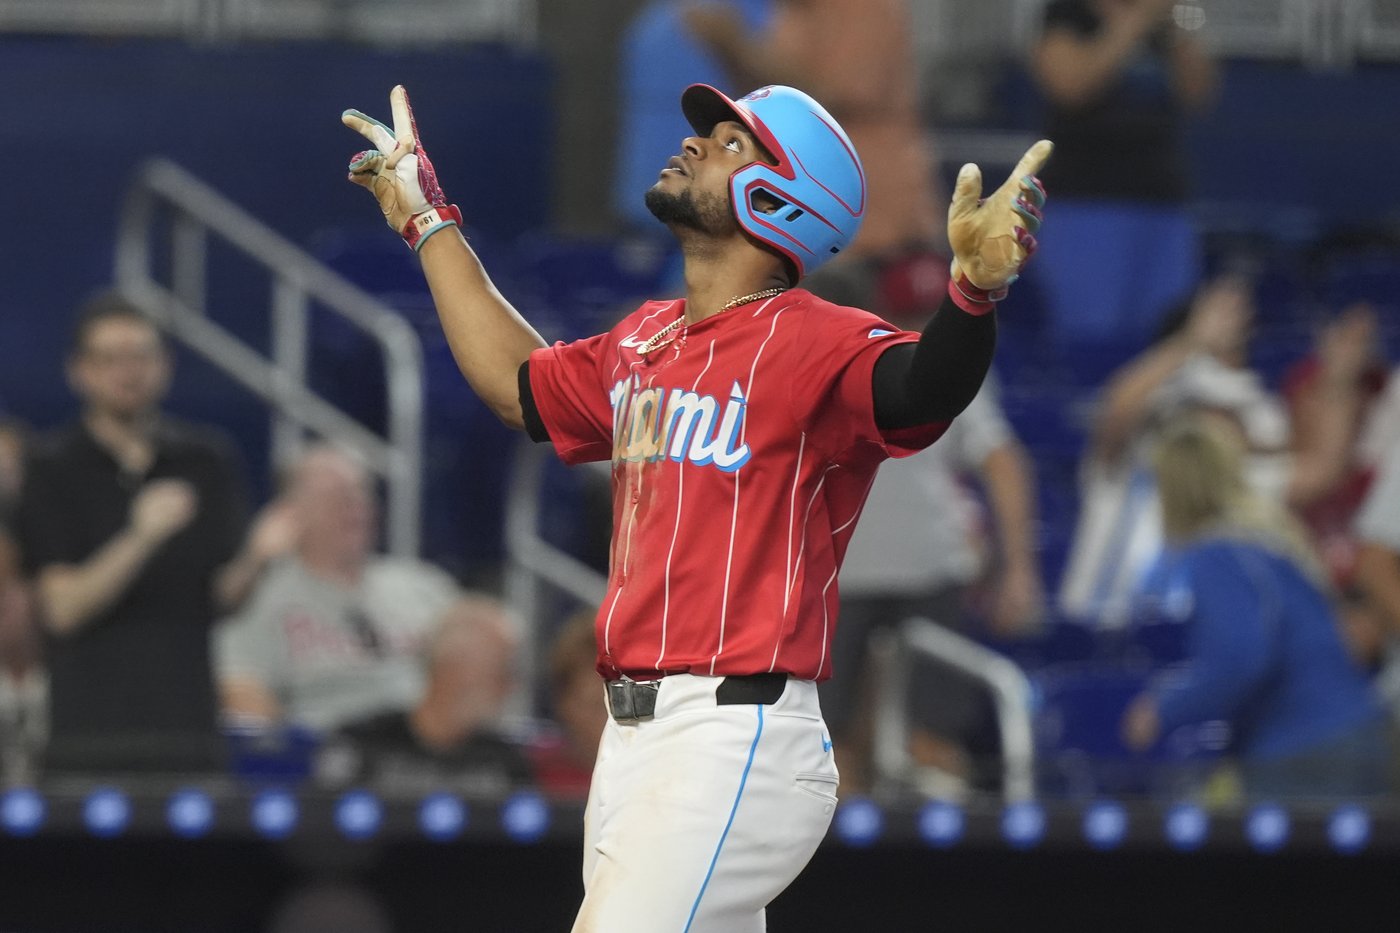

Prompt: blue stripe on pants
xmin=683 ymin=705 xmax=765 ymax=932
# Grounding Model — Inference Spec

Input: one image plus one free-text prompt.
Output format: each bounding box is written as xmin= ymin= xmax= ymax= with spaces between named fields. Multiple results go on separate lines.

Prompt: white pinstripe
xmin=604 ymin=366 xmax=670 ymax=658
xmin=813 ymin=490 xmax=872 ymax=680
xmin=655 ymin=340 xmax=718 ymax=669
xmin=710 ymin=448 xmax=744 ymax=676
xmin=815 ymin=563 xmax=842 ymax=682
xmin=600 ymin=304 xmax=675 ymax=663
xmin=771 ymin=462 xmax=840 ymax=672
xmin=709 ymin=298 xmax=789 ymax=674
xmin=601 ymin=473 xmax=636 ymax=662
xmin=782 ymin=433 xmax=807 ymax=615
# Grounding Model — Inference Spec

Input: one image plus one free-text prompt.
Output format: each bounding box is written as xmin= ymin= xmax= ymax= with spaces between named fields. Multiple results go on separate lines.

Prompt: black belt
xmin=606 ymin=673 xmax=789 ymax=724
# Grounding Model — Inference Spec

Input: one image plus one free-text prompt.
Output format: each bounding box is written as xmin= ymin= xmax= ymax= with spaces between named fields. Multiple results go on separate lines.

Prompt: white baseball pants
xmin=571 ymin=674 xmax=839 ymax=932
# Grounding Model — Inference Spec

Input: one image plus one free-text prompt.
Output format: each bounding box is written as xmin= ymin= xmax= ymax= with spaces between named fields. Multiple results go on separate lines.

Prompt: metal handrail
xmin=504 ymin=441 xmax=610 ymax=610
xmin=115 ymin=157 xmax=425 ymax=556
xmin=502 ymin=440 xmax=609 ymax=712
xmin=872 ymin=617 xmax=1037 ymax=802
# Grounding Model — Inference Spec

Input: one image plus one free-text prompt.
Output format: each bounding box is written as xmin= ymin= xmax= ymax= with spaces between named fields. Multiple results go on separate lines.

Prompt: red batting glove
xmin=342 ymin=85 xmax=463 ymax=251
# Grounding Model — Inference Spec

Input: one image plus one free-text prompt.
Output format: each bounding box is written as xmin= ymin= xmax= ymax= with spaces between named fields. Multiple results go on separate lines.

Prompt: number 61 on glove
xmin=342 ymin=85 xmax=463 ymax=251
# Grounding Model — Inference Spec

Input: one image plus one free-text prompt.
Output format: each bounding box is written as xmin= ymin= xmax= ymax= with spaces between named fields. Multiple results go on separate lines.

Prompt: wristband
xmin=947 ymin=265 xmax=1008 ymax=316
xmin=402 ymin=204 xmax=463 ymax=251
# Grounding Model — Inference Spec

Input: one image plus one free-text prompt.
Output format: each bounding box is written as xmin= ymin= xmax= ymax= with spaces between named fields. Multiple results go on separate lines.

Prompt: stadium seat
xmin=1031 ymin=660 xmax=1225 ymax=799
xmin=507 ymin=231 xmax=676 ymax=338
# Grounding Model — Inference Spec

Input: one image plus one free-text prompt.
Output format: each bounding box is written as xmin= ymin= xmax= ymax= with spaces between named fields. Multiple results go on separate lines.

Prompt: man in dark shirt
xmin=1026 ymin=0 xmax=1218 ymax=353
xmin=1032 ymin=0 xmax=1215 ymax=202
xmin=15 ymin=293 xmax=289 ymax=773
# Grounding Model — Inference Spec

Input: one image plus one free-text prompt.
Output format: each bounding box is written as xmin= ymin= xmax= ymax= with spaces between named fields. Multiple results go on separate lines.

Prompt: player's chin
xmin=644 ymin=176 xmax=673 ymax=204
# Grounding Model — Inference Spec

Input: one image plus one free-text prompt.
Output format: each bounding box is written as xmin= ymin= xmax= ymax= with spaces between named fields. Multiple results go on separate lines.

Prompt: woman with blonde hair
xmin=1120 ymin=412 xmax=1392 ymax=799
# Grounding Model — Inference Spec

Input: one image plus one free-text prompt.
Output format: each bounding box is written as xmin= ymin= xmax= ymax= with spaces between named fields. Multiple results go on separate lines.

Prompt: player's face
xmin=69 ymin=317 xmax=171 ymax=420
xmin=644 ymin=120 xmax=767 ymax=235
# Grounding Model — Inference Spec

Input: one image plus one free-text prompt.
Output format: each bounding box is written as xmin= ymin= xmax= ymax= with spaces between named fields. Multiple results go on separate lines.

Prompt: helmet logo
xmin=739 ymin=87 xmax=774 ymax=102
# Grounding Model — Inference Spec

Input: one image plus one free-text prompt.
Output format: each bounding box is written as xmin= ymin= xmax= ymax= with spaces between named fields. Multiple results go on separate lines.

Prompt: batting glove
xmin=946 ymin=139 xmax=1053 ymax=314
xmin=342 ymin=85 xmax=462 ymax=251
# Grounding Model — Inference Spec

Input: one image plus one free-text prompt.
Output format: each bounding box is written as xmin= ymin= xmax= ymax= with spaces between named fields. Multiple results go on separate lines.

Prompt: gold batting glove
xmin=946 ymin=139 xmax=1053 ymax=313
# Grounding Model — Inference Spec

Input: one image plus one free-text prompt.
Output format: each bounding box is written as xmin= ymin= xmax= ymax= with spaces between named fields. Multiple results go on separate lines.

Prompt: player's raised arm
xmin=873 ymin=139 xmax=1052 ymax=430
xmin=342 ymin=86 xmax=546 ymax=430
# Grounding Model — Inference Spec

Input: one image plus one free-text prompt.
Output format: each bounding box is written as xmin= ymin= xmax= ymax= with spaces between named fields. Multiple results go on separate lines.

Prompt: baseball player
xmin=343 ymin=83 xmax=1049 ymax=932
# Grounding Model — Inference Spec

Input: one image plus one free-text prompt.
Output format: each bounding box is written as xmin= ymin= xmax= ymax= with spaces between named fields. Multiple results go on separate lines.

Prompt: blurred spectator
xmin=0 ymin=417 xmax=42 ymax=784
xmin=1358 ymin=361 xmax=1400 ymax=476
xmin=528 ymin=607 xmax=609 ymax=799
xmin=13 ymin=293 xmax=287 ymax=773
xmin=824 ymin=376 xmax=1044 ymax=795
xmin=1281 ymin=304 xmax=1386 ymax=582
xmin=1355 ymin=435 xmax=1400 ymax=722
xmin=1280 ymin=303 xmax=1389 ymax=662
xmin=614 ymin=0 xmax=775 ymax=239
xmin=0 ymin=524 xmax=42 ymax=785
xmin=1058 ymin=276 xmax=1371 ymax=626
xmin=0 ymin=418 xmax=29 ymax=515
xmin=1027 ymin=0 xmax=1218 ymax=352
xmin=216 ymin=445 xmax=528 ymax=792
xmin=685 ymin=0 xmax=950 ymax=319
xmin=1120 ymin=413 xmax=1392 ymax=800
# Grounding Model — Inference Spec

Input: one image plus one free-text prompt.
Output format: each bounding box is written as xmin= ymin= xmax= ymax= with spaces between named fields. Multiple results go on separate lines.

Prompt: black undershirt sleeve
xmin=518 ymin=361 xmax=551 ymax=443
xmin=872 ymin=294 xmax=997 ymax=430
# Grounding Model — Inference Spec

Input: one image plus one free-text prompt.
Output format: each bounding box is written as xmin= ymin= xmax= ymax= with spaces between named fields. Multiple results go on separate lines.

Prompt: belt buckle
xmin=607 ymin=678 xmax=659 ymax=724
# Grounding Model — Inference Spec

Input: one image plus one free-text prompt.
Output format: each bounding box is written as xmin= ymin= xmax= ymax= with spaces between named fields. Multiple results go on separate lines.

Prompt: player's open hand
xmin=342 ymin=86 xmax=460 ymax=250
xmin=947 ymin=139 xmax=1053 ymax=295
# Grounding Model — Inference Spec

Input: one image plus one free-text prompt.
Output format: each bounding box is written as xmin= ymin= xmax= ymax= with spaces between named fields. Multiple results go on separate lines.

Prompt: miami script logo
xmin=609 ymin=375 xmax=751 ymax=472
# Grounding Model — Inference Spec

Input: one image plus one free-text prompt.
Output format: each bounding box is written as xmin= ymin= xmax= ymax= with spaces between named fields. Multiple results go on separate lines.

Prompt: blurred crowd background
xmin=3 ymin=0 xmax=1400 ymax=928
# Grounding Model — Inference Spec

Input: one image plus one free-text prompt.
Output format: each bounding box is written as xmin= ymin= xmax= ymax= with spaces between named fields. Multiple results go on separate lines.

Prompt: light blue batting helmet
xmin=681 ymin=84 xmax=866 ymax=281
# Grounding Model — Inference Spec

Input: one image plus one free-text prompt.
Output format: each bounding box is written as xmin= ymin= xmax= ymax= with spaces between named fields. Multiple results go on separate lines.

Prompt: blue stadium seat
xmin=1031 ymin=660 xmax=1225 ymax=798
xmin=1316 ymin=248 xmax=1400 ymax=360
xmin=507 ymin=231 xmax=676 ymax=338
xmin=225 ymin=725 xmax=320 ymax=784
xmin=1120 ymin=616 xmax=1190 ymax=666
xmin=307 ymin=223 xmax=509 ymax=338
xmin=994 ymin=619 xmax=1101 ymax=671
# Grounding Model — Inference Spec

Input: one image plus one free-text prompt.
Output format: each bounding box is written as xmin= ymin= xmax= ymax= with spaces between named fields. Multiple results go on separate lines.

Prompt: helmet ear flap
xmin=748 ymin=186 xmax=787 ymax=216
xmin=750 ymin=189 xmax=805 ymax=285
xmin=736 ymin=181 xmax=801 ymax=284
xmin=751 ymin=188 xmax=812 ymax=229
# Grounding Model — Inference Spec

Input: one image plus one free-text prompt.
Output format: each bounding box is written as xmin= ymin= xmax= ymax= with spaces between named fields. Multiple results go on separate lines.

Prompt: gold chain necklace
xmin=637 ymin=287 xmax=787 ymax=356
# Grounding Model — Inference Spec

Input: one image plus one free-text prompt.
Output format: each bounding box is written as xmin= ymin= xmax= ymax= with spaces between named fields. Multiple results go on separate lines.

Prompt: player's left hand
xmin=947 ymin=139 xmax=1053 ymax=299
xmin=342 ymin=85 xmax=462 ymax=250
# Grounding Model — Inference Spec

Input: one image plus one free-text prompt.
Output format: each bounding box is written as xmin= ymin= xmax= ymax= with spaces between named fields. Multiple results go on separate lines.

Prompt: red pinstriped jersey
xmin=527 ymin=288 xmax=945 ymax=682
